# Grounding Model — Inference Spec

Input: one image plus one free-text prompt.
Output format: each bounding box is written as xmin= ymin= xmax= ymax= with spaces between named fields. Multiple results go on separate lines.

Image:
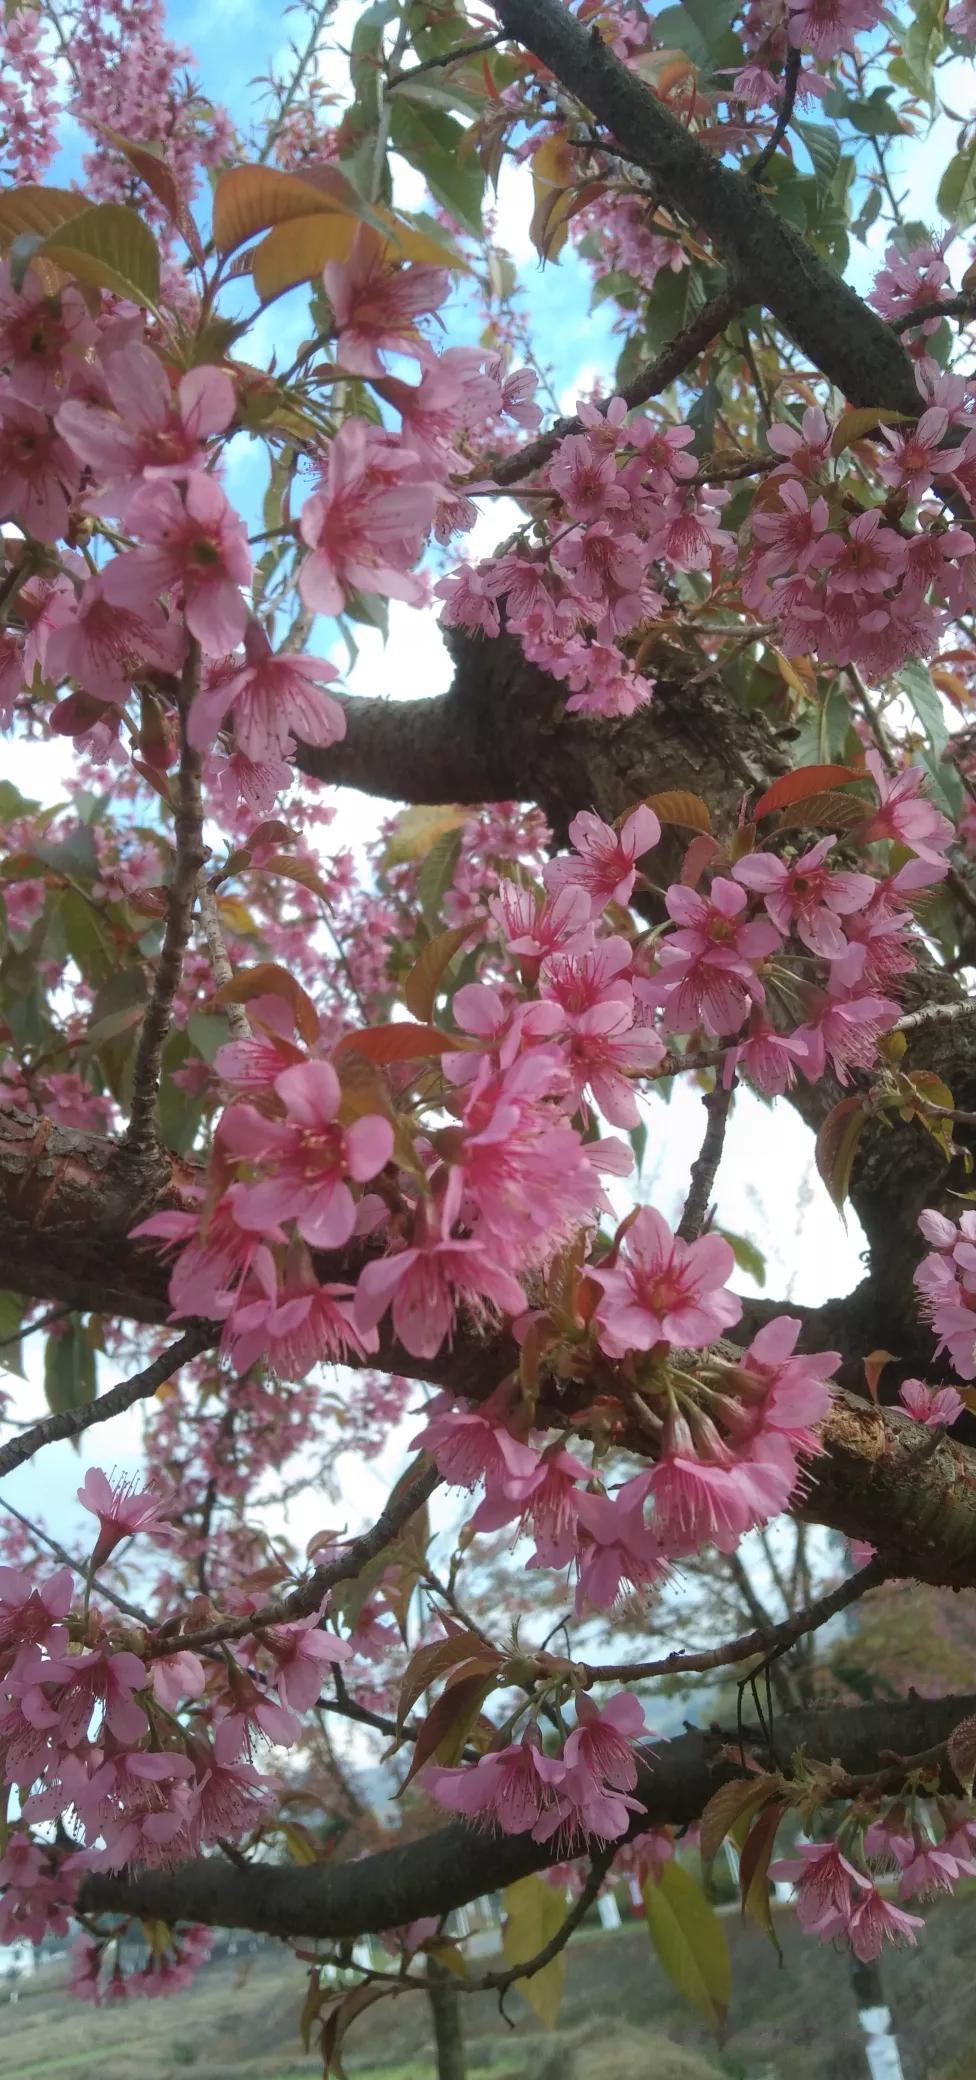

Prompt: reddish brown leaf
xmin=642 ymin=788 xmax=712 ymax=833
xmin=334 ymin=1022 xmax=454 ymax=1064
xmin=753 ymin=765 xmax=862 ymax=818
xmin=815 ymin=1096 xmax=868 ymax=1215
xmin=400 ymin=1666 xmax=501 ymax=1788
xmin=210 ymin=961 xmax=319 ymax=1044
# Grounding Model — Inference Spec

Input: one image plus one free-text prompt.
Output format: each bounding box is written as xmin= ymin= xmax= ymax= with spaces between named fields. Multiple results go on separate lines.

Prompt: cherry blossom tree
xmin=3 ymin=0 xmax=976 ymax=2063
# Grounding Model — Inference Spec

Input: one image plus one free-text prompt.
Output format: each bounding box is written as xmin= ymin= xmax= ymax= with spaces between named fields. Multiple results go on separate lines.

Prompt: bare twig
xmin=484 ymin=283 xmax=744 ymax=488
xmin=897 ymin=998 xmax=976 ymax=1035
xmin=125 ymin=645 xmax=205 ymax=1150
xmin=0 ymin=1326 xmax=215 ymax=1480
xmin=471 ymin=1851 xmax=613 ymax=1994
xmin=677 ymin=1079 xmax=733 ymax=1242
xmin=158 ymin=1461 xmax=441 ymax=1653
xmin=390 ymin=32 xmax=504 ymax=85
xmin=577 ymin=1557 xmax=886 ymax=1684
xmin=0 ymin=1303 xmax=71 ymax=1355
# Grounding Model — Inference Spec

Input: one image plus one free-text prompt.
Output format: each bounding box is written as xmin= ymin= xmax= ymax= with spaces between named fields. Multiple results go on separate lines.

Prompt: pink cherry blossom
xmin=0 ymin=1564 xmax=72 ymax=1675
xmin=546 ymin=805 xmax=661 ymax=916
xmin=104 ymin=474 xmax=252 ymax=654
xmin=861 ymin=749 xmax=953 ymax=865
xmin=652 ymin=877 xmax=780 ymax=1038
xmin=0 ymin=398 xmax=80 ymax=540
xmin=592 ymin=1208 xmax=740 ymax=1358
xmin=770 ymin=1839 xmax=867 ymax=1939
xmin=732 ymin=837 xmax=874 ymax=958
xmin=409 ymin=1389 xmax=539 ymax=1490
xmin=573 ymin=1483 xmax=666 ymax=1612
xmin=426 ymin=1731 xmax=564 ymax=1838
xmin=77 ymin=1468 xmax=172 ymax=1567
xmin=44 ymin=570 xmax=184 ymax=704
xmin=187 ymin=618 xmax=346 ymax=758
xmin=354 ymin=1232 xmax=528 ymax=1359
xmin=298 ymin=418 xmax=435 ymax=617
xmin=57 ymin=345 xmax=235 ymax=514
xmin=324 ymin=225 xmax=449 ymax=377
xmin=846 ymin=1886 xmax=924 ymax=1962
xmin=220 ymin=1060 xmax=393 ymax=1251
xmin=0 ymin=267 xmax=96 ymax=408
xmin=898 ymin=1377 xmax=965 ymax=1427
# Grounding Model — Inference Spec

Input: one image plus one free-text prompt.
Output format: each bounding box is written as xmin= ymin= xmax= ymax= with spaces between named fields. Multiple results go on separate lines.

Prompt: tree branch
xmin=490 ymin=0 xmax=919 ymax=415
xmin=577 ymin=1555 xmax=887 ymax=1683
xmin=76 ymin=1685 xmax=976 ymax=1939
xmin=0 ymin=1326 xmax=215 ymax=1481
xmin=125 ymin=649 xmax=205 ymax=1151
xmin=676 ymin=1079 xmax=733 ymax=1241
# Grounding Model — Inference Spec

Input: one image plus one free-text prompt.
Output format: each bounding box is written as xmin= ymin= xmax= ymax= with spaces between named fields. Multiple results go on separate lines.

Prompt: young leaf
xmin=738 ymin=1799 xmax=787 ymax=1955
xmin=381 ymin=803 xmax=470 ymax=869
xmin=209 ymin=962 xmax=319 ymax=1045
xmin=815 ymin=1096 xmax=868 ymax=1215
xmin=333 ymin=1021 xmax=455 ymax=1064
xmin=403 ymin=924 xmax=472 ymax=1022
xmin=643 ymin=1861 xmax=732 ymax=2031
xmin=699 ymin=1774 xmax=785 ymax=1867
xmin=43 ymin=1316 xmax=97 ymax=1420
xmin=501 ymin=1874 xmax=568 ymax=2028
xmin=0 ymin=1292 xmax=25 ymax=1378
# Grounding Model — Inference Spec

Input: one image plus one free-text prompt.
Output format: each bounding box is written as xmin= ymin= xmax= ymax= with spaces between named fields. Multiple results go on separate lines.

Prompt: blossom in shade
xmin=769 ymin=1839 xmax=867 ymax=1939
xmin=354 ymin=1227 xmax=527 ymax=1360
xmin=0 ymin=1565 xmax=72 ymax=1676
xmin=898 ymin=1377 xmax=965 ymax=1428
xmin=103 ymin=474 xmax=252 ymax=655
xmin=573 ymin=1483 xmax=667 ymax=1612
xmin=0 ymin=266 xmax=96 ymax=407
xmin=546 ymin=805 xmax=661 ymax=916
xmin=409 ymin=1389 xmax=538 ymax=1491
xmin=0 ymin=398 xmax=80 ymax=540
xmin=219 ymin=1059 xmax=394 ymax=1251
xmin=425 ymin=1731 xmax=563 ymax=1838
xmin=591 ymin=1208 xmax=740 ymax=1358
xmin=298 ymin=418 xmax=435 ymax=617
xmin=43 ymin=571 xmax=184 ymax=705
xmin=860 ymin=749 xmax=953 ymax=866
xmin=187 ymin=618 xmax=346 ymax=758
xmin=846 ymin=1886 xmax=925 ymax=1962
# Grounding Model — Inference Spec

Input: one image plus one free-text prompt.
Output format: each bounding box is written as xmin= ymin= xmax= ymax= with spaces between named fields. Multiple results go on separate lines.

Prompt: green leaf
xmin=898 ymin=659 xmax=964 ymax=816
xmin=501 ymin=1875 xmax=567 ymax=2029
xmin=794 ymin=120 xmax=841 ymax=192
xmin=938 ymin=146 xmax=976 ymax=231
xmin=839 ymin=88 xmax=906 ymax=137
xmin=416 ymin=827 xmax=464 ymax=928
xmin=43 ymin=1316 xmax=97 ymax=1422
xmin=718 ymin=1228 xmax=766 ymax=1288
xmin=37 ymin=203 xmax=160 ymax=310
xmin=0 ymin=1293 xmax=25 ymax=1378
xmin=643 ymin=1862 xmax=731 ymax=2031
xmin=901 ymin=0 xmax=945 ymax=98
xmin=389 ymin=103 xmax=485 ymax=237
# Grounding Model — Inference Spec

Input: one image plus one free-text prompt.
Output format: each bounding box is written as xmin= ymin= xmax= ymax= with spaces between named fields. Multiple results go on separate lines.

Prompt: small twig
xmin=197 ymin=876 xmax=250 ymax=1040
xmin=0 ymin=1303 xmax=71 ymax=1355
xmin=125 ymin=645 xmax=205 ymax=1150
xmin=578 ymin=1557 xmax=886 ymax=1685
xmin=0 ymin=1326 xmax=216 ymax=1480
xmin=157 ymin=1462 xmax=441 ymax=1654
xmin=897 ymin=998 xmax=976 ymax=1036
xmin=846 ymin=663 xmax=895 ymax=771
xmin=749 ymin=46 xmax=802 ymax=182
xmin=890 ymin=292 xmax=976 ymax=334
xmin=677 ymin=1079 xmax=733 ymax=1242
xmin=390 ymin=31 xmax=504 ymax=85
xmin=258 ymin=0 xmax=338 ymax=164
xmin=738 ymin=324 xmax=772 ymax=430
xmin=475 ymin=1852 xmax=613 ymax=1994
xmin=484 ymin=283 xmax=744 ymax=489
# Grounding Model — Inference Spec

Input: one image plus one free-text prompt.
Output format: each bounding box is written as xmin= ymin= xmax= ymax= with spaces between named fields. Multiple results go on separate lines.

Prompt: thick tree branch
xmin=77 ymin=1685 xmax=976 ymax=1938
xmin=490 ymin=0 xmax=919 ymax=414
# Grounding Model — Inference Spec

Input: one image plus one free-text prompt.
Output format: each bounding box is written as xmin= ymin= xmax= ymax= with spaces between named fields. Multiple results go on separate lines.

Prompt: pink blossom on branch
xmin=591 ymin=1208 xmax=741 ymax=1358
